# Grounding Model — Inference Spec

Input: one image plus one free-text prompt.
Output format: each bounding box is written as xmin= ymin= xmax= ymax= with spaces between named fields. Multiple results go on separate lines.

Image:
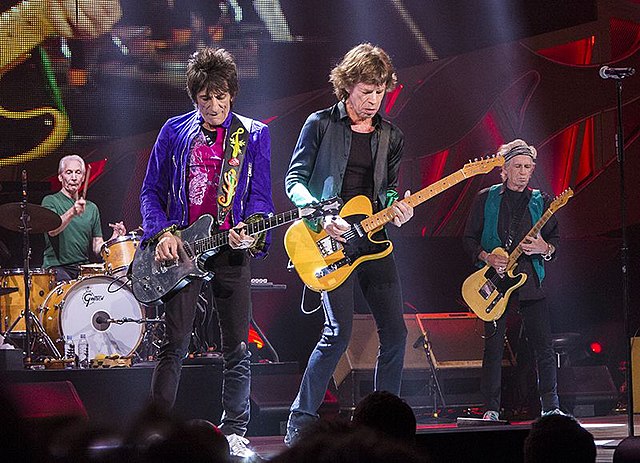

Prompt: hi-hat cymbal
xmin=0 ymin=203 xmax=62 ymax=233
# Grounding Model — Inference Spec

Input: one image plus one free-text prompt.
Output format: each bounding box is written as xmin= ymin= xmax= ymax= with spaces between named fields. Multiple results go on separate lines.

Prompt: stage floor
xmin=247 ymin=414 xmax=638 ymax=462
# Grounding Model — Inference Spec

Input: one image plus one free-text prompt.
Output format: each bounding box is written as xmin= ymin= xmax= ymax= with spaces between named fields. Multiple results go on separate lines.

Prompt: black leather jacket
xmin=285 ymin=101 xmax=405 ymax=208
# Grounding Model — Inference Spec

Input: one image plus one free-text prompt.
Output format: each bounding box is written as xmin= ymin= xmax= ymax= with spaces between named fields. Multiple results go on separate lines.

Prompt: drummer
xmin=42 ymin=154 xmax=127 ymax=282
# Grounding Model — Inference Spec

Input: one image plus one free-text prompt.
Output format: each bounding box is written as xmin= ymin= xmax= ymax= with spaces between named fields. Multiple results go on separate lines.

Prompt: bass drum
xmin=40 ymin=276 xmax=144 ymax=358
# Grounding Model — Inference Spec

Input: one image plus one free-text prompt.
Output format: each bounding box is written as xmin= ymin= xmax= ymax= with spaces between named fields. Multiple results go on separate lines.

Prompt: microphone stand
xmin=613 ymin=78 xmax=633 ymax=436
xmin=19 ymin=170 xmax=33 ymax=367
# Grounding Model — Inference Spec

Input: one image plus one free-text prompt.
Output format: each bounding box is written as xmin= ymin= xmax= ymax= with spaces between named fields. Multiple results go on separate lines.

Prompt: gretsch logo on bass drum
xmin=82 ymin=289 xmax=104 ymax=307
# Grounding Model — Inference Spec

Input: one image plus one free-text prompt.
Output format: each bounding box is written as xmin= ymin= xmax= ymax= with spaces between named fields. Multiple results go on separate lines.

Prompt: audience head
xmin=273 ymin=419 xmax=426 ymax=463
xmin=524 ymin=414 xmax=596 ymax=463
xmin=125 ymin=404 xmax=230 ymax=463
xmin=352 ymin=391 xmax=416 ymax=444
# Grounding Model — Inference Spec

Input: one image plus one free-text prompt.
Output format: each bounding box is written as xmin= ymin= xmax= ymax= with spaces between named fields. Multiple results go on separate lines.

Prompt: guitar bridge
xmin=316 ymin=236 xmax=343 ymax=257
xmin=479 ymin=280 xmax=497 ymax=299
xmin=153 ymin=259 xmax=179 ymax=274
xmin=314 ymin=257 xmax=351 ymax=278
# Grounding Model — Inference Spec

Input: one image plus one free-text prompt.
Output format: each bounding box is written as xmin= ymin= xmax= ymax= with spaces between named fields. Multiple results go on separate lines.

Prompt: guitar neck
xmin=507 ymin=208 xmax=555 ymax=267
xmin=361 ymin=169 xmax=469 ymax=232
xmin=193 ymin=209 xmax=301 ymax=255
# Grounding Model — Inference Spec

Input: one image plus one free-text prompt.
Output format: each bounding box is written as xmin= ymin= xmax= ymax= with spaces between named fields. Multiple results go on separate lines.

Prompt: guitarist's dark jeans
xmin=151 ymin=248 xmax=252 ymax=436
xmin=286 ymin=253 xmax=407 ymax=441
xmin=482 ymin=296 xmax=559 ymax=414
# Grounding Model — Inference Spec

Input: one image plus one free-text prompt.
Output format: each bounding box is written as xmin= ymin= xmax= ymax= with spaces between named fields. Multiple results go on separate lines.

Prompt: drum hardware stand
xmin=137 ymin=312 xmax=165 ymax=361
xmin=0 ymin=173 xmax=63 ymax=365
xmin=102 ymin=317 xmax=165 ymax=325
xmin=98 ymin=315 xmax=166 ymax=362
xmin=19 ymin=172 xmax=62 ymax=363
xmin=3 ymin=308 xmax=63 ymax=359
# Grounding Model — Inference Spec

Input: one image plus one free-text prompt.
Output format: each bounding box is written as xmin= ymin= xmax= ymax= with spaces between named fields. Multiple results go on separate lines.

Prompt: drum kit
xmin=0 ymin=175 xmax=160 ymax=366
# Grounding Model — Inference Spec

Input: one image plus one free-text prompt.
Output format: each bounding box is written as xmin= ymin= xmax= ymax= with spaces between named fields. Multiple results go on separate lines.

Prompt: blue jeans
xmin=151 ymin=249 xmax=252 ymax=436
xmin=288 ymin=253 xmax=407 ymax=429
xmin=482 ymin=296 xmax=559 ymax=413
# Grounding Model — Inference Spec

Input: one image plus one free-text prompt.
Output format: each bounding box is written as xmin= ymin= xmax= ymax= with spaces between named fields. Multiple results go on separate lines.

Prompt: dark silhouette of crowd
xmin=0 ymin=382 xmax=606 ymax=463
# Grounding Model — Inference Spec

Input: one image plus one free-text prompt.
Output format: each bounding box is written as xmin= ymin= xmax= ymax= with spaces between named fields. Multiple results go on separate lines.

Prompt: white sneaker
xmin=225 ymin=433 xmax=255 ymax=458
xmin=541 ymin=408 xmax=568 ymax=417
xmin=483 ymin=410 xmax=500 ymax=421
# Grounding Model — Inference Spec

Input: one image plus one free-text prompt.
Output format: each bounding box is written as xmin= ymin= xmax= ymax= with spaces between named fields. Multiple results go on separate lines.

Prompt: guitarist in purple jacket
xmin=462 ymin=139 xmax=562 ymax=421
xmin=139 ymin=47 xmax=274 ymax=458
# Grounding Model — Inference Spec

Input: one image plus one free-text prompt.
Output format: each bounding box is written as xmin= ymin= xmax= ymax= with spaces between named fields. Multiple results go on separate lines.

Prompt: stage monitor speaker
xmin=416 ymin=313 xmax=514 ymax=369
xmin=558 ymin=365 xmax=617 ymax=417
xmin=7 ymin=381 xmax=88 ymax=421
xmin=333 ymin=313 xmax=514 ymax=409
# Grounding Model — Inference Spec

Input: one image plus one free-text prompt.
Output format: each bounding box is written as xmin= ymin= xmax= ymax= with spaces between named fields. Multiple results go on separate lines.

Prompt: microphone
xmin=412 ymin=334 xmax=425 ymax=349
xmin=599 ymin=66 xmax=635 ymax=80
xmin=95 ymin=316 xmax=110 ymax=325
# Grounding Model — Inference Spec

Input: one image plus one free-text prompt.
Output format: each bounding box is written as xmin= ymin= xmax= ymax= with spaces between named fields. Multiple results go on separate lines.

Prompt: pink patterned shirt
xmin=187 ymin=127 xmax=231 ymax=230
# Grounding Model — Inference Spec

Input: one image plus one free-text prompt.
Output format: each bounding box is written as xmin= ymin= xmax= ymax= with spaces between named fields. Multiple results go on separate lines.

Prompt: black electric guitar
xmin=130 ymin=198 xmax=342 ymax=305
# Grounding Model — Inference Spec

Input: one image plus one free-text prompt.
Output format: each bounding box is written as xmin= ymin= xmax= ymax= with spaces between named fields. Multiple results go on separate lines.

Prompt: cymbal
xmin=0 ymin=203 xmax=62 ymax=233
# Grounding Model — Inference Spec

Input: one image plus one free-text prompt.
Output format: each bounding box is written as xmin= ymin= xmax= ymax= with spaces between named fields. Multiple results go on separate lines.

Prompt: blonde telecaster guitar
xmin=461 ymin=188 xmax=573 ymax=322
xmin=285 ymin=156 xmax=505 ymax=292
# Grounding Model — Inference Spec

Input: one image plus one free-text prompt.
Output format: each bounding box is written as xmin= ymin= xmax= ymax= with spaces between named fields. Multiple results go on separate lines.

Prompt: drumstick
xmin=81 ymin=164 xmax=92 ymax=199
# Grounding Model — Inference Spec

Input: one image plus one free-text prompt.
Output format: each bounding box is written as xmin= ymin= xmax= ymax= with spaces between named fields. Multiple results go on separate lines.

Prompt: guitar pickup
xmin=316 ymin=236 xmax=343 ymax=257
xmin=182 ymin=242 xmax=194 ymax=259
xmin=314 ymin=257 xmax=351 ymax=278
xmin=479 ymin=280 xmax=497 ymax=299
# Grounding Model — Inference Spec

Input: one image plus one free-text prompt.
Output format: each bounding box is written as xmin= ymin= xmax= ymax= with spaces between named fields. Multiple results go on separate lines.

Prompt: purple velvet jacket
xmin=140 ymin=110 xmax=274 ymax=256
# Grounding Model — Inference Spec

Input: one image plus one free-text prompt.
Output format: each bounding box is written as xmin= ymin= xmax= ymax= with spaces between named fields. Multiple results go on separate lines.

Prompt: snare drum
xmin=0 ymin=268 xmax=55 ymax=332
xmin=101 ymin=233 xmax=140 ymax=276
xmin=40 ymin=275 xmax=144 ymax=357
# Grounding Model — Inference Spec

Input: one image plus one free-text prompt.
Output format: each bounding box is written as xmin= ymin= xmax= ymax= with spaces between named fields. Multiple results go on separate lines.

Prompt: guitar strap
xmin=373 ymin=121 xmax=391 ymax=210
xmin=216 ymin=114 xmax=250 ymax=225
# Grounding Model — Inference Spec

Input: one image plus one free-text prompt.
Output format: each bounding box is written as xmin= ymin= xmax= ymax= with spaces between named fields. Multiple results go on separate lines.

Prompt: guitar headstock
xmin=549 ymin=188 xmax=574 ymax=212
xmin=462 ymin=155 xmax=505 ymax=176
xmin=299 ymin=197 xmax=344 ymax=220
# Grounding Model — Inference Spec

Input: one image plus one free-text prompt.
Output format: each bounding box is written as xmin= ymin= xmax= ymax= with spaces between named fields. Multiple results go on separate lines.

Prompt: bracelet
xmin=542 ymin=243 xmax=554 ymax=261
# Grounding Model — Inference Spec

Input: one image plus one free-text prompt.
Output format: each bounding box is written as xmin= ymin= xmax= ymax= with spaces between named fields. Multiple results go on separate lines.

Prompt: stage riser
xmin=1 ymin=362 xmax=300 ymax=436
